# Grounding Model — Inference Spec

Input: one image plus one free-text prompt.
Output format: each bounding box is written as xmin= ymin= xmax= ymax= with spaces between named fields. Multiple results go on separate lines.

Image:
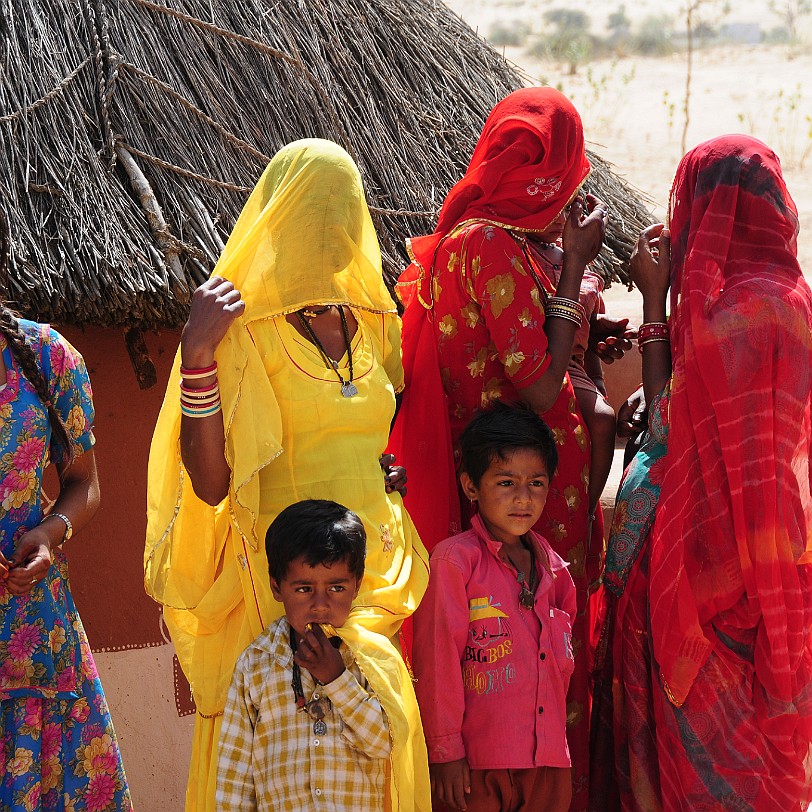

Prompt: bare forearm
xmin=178 ymin=277 xmax=245 ymax=505
xmin=45 ymin=450 xmax=101 ymax=545
xmin=584 ymin=350 xmax=603 ymax=389
xmin=522 ymin=318 xmax=579 ymax=414
xmin=177 ymin=357 xmax=229 ymax=504
xmin=180 ymin=332 xmax=229 ymax=505
xmin=556 ymin=252 xmax=588 ymax=300
xmin=641 ymin=295 xmax=671 ymax=405
xmin=179 ymin=415 xmax=230 ymax=505
xmin=523 ymin=256 xmax=584 ymax=413
xmin=517 ymin=198 xmax=607 ymax=414
xmin=629 ymin=224 xmax=672 ymax=404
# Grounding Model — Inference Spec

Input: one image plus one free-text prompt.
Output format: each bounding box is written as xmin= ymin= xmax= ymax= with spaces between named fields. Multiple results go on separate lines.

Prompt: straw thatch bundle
xmin=0 ymin=0 xmax=651 ymax=330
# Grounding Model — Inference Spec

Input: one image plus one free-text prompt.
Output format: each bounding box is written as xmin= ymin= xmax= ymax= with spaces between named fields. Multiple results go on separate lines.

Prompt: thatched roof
xmin=1 ymin=0 xmax=651 ymax=330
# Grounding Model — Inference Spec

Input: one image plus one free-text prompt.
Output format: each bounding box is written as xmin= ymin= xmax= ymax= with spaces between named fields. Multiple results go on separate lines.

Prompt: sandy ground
xmin=447 ymin=0 xmax=812 ymax=38
xmin=548 ymin=43 xmax=812 ymax=322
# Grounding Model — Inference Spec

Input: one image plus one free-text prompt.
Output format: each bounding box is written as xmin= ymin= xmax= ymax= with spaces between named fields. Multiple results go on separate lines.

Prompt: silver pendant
xmin=341 ymin=382 xmax=358 ymax=398
xmin=313 ymin=719 xmax=327 ymax=735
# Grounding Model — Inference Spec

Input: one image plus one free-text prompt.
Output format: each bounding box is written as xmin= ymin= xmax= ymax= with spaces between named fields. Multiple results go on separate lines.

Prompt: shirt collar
xmin=469 ymin=513 xmax=571 ymax=573
xmin=255 ymin=616 xmax=295 ymax=669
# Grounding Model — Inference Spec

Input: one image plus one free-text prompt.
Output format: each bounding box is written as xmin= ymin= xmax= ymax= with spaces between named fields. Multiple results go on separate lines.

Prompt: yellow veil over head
xmin=214 ymin=138 xmax=396 ymax=322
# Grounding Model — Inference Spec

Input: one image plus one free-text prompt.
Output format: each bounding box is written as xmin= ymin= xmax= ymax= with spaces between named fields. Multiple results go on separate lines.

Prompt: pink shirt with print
xmin=412 ymin=514 xmax=577 ymax=770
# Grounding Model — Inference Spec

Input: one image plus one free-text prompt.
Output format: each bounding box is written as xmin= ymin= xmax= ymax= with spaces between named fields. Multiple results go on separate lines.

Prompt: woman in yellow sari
xmin=145 ymin=139 xmax=430 ymax=811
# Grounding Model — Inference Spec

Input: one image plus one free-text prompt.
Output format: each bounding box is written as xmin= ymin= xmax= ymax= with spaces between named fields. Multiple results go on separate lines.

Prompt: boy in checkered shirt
xmin=215 ymin=499 xmax=392 ymax=811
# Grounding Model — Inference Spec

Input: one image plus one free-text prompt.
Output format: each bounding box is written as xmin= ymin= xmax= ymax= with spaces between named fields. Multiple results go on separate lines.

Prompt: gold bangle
xmin=545 ymin=310 xmax=581 ymax=326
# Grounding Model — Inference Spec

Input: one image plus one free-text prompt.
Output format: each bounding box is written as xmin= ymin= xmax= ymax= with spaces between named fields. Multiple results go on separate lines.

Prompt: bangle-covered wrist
xmin=545 ymin=296 xmax=585 ymax=326
xmin=637 ymin=321 xmax=670 ymax=352
xmin=180 ymin=363 xmax=222 ymax=418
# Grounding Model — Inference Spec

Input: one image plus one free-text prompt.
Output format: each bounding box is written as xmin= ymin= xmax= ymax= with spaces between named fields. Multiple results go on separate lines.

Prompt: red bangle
xmin=180 ymin=381 xmax=219 ymax=397
xmin=637 ymin=322 xmax=669 ymax=342
xmin=180 ymin=361 xmax=218 ymax=379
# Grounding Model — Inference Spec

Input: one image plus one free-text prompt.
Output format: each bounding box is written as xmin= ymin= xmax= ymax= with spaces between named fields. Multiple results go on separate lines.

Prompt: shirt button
xmin=538 ymin=706 xmax=544 ymax=714
xmin=314 ymin=740 xmax=320 ymax=746
xmin=315 ymin=789 xmax=322 ymax=796
xmin=313 ymin=693 xmax=320 ymax=700
xmin=539 ymin=652 xmax=546 ymax=661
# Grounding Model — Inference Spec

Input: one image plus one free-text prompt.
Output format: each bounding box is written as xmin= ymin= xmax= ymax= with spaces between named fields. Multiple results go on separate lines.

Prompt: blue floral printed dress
xmin=0 ymin=321 xmax=132 ymax=811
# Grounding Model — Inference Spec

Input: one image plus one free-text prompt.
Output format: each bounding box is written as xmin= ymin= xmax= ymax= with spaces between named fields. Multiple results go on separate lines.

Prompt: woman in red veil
xmin=391 ymin=87 xmax=617 ymax=811
xmin=590 ymin=134 xmax=812 ymax=811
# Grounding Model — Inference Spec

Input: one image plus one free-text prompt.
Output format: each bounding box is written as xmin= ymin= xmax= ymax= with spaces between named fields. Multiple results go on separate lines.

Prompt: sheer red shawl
xmin=390 ymin=88 xmax=590 ymax=551
xmin=649 ymin=136 xmax=812 ymax=733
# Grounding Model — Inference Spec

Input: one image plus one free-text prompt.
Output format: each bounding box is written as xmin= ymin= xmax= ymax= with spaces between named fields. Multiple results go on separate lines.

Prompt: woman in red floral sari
xmin=391 ymin=87 xmax=618 ymax=812
xmin=590 ymin=134 xmax=812 ymax=811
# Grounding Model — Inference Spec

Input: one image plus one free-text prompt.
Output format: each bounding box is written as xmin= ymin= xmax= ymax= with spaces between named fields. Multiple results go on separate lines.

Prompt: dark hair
xmin=0 ymin=209 xmax=74 ymax=467
xmin=266 ymin=499 xmax=366 ymax=583
xmin=460 ymin=401 xmax=558 ymax=486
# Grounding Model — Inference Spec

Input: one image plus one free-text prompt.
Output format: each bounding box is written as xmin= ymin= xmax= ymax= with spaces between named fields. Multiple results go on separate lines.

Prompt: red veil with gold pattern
xmin=391 ymin=87 xmax=598 ymax=812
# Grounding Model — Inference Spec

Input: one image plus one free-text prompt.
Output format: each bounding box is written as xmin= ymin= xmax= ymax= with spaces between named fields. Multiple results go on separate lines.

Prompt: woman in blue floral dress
xmin=0 ymin=211 xmax=132 ymax=811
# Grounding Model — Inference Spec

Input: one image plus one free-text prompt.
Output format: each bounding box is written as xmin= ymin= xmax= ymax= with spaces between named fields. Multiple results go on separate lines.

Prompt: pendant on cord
xmin=298 ymin=306 xmax=358 ymax=398
xmin=305 ymin=697 xmax=331 ymax=735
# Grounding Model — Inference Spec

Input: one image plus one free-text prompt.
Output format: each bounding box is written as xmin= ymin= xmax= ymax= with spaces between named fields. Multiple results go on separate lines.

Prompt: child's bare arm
xmin=583 ymin=348 xmax=607 ymax=397
xmin=431 ymin=758 xmax=472 ymax=811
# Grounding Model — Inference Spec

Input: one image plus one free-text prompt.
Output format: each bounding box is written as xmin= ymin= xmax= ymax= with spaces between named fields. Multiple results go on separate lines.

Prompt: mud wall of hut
xmin=56 ymin=325 xmax=193 ymax=812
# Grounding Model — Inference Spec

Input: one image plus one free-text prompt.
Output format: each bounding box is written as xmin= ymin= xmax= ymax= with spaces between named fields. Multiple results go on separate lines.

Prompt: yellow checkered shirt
xmin=216 ymin=617 xmax=391 ymax=811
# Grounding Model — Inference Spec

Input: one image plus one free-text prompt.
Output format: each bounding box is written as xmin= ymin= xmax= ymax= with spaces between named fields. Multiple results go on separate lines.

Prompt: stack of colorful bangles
xmin=545 ymin=296 xmax=586 ymax=326
xmin=637 ymin=321 xmax=670 ymax=352
xmin=180 ymin=362 xmax=221 ymax=418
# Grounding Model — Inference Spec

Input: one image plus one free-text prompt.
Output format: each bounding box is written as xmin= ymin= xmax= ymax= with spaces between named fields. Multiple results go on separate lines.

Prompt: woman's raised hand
xmin=630 ymin=224 xmax=671 ymax=306
xmin=181 ymin=276 xmax=246 ymax=367
xmin=563 ymin=193 xmax=609 ymax=268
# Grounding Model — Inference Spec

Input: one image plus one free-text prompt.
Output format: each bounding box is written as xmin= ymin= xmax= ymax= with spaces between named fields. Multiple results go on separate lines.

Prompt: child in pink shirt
xmin=413 ymin=402 xmax=577 ymax=812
